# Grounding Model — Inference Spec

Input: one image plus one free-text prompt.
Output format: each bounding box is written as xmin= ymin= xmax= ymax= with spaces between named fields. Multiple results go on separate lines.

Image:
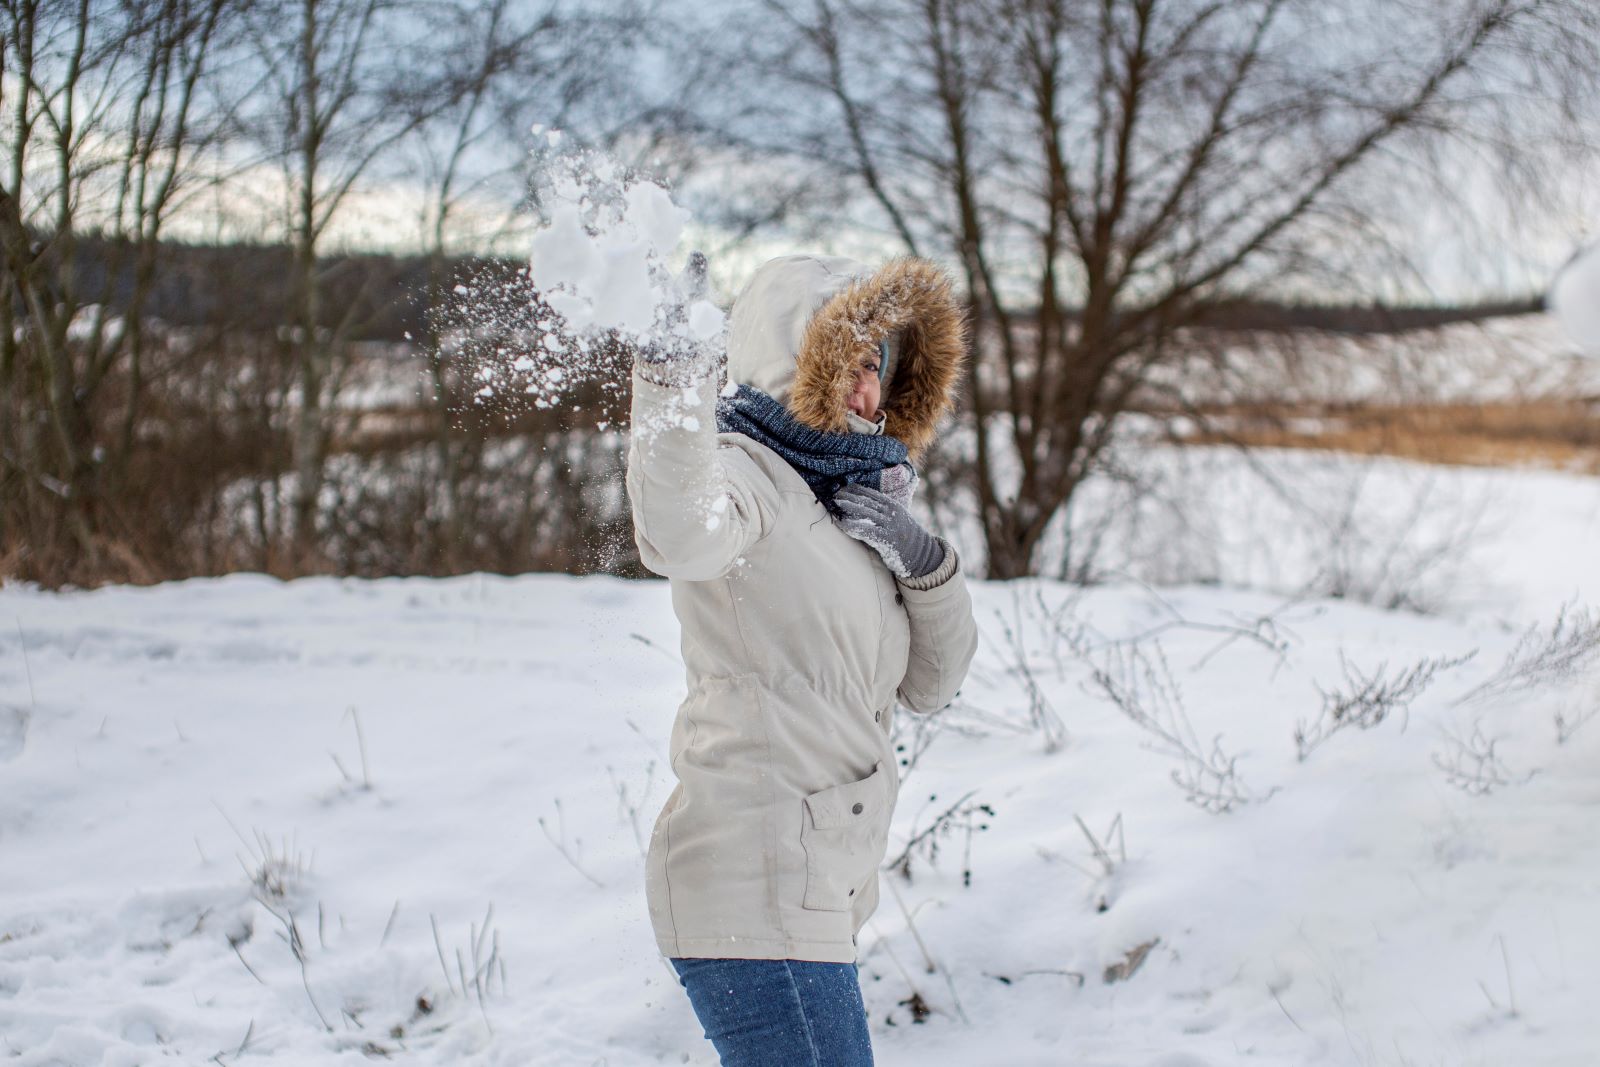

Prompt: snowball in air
xmin=626 ymin=182 xmax=689 ymax=259
xmin=688 ymin=300 xmax=725 ymax=341
xmin=527 ymin=197 xmax=662 ymax=336
xmin=529 ymin=205 xmax=603 ymax=328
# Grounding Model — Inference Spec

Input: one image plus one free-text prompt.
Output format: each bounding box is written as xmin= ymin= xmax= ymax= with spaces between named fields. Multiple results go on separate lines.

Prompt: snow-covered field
xmin=4 ymin=450 xmax=1600 ymax=1066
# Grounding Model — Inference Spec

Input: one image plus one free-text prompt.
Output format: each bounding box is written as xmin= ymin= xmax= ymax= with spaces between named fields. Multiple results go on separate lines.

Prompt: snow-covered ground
xmin=4 ymin=451 xmax=1600 ymax=1066
xmin=1027 ymin=443 xmax=1600 ymax=619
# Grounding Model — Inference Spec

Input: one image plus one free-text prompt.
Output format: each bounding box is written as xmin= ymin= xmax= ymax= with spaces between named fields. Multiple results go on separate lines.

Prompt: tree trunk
xmin=288 ymin=0 xmax=326 ymax=567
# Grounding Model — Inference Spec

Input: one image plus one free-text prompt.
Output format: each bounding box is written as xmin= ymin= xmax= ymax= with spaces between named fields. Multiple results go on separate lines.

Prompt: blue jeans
xmin=669 ymin=957 xmax=875 ymax=1066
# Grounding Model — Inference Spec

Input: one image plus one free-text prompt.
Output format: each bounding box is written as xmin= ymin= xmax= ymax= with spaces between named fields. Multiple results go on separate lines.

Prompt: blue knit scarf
xmin=715 ymin=384 xmax=910 ymax=509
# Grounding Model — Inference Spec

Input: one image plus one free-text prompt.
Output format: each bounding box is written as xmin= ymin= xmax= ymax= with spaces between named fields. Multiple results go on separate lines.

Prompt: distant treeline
xmin=42 ymin=235 xmax=481 ymax=343
xmin=56 ymin=234 xmax=1544 ymax=344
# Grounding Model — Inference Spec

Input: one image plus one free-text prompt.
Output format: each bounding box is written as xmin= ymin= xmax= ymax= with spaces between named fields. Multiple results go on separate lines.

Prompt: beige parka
xmin=627 ymin=254 xmax=979 ymax=964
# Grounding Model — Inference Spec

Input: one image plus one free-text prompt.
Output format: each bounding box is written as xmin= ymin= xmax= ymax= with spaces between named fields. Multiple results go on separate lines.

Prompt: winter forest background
xmin=6 ymin=0 xmax=1600 ymax=1064
xmin=6 ymin=0 xmax=1599 ymax=587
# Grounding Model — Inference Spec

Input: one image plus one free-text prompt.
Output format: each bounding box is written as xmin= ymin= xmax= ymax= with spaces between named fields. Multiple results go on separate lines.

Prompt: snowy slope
xmin=3 ymin=460 xmax=1600 ymax=1066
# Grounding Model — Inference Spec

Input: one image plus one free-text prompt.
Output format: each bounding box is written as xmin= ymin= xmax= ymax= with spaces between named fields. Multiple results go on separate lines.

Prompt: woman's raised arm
xmin=626 ymin=363 xmax=781 ymax=582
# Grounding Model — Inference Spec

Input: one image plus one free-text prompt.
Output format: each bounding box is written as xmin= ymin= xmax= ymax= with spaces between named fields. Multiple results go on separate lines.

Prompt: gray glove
xmin=637 ymin=252 xmax=713 ymax=386
xmin=830 ymin=484 xmax=945 ymax=579
xmin=636 ymin=343 xmax=709 ymax=386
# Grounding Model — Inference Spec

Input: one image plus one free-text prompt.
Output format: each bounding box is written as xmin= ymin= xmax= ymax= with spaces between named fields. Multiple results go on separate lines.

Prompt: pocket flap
xmin=803 ymin=762 xmax=888 ymax=830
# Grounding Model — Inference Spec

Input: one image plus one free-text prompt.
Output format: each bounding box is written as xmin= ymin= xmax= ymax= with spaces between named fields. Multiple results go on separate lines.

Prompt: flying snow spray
xmin=446 ymin=128 xmax=725 ymax=416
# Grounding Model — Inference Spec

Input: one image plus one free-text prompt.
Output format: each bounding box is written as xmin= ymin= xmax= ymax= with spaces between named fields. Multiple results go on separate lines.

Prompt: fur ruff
xmin=788 ymin=257 xmax=968 ymax=462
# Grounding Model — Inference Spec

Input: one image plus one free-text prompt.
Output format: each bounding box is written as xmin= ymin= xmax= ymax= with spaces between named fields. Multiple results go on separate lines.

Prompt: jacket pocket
xmin=799 ymin=761 xmax=892 ymax=912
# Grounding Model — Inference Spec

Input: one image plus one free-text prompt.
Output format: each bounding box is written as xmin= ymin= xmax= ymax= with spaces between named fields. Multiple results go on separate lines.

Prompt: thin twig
xmin=14 ymin=618 xmax=37 ymax=709
xmin=229 ymin=940 xmax=265 ymax=985
xmin=287 ymin=912 xmax=332 ymax=1032
xmin=1496 ymin=933 xmax=1517 ymax=1016
xmin=537 ymin=800 xmax=604 ymax=888
xmin=887 ymin=789 xmax=978 ymax=877
xmin=430 ymin=914 xmax=457 ymax=996
xmin=380 ymin=899 xmax=400 ymax=947
xmin=1073 ymin=813 xmax=1116 ymax=876
xmin=345 ymin=706 xmax=371 ymax=789
xmin=1270 ymin=984 xmax=1304 ymax=1032
xmin=884 ymin=877 xmax=935 ymax=975
xmin=330 ymin=753 xmax=355 ymax=784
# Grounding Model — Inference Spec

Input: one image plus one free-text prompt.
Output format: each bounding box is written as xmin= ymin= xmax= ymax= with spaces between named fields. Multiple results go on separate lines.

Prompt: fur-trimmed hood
xmin=725 ymin=254 xmax=967 ymax=461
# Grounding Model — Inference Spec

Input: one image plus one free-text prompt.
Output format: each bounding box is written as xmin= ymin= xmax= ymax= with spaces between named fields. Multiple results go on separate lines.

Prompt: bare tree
xmin=233 ymin=0 xmax=457 ymax=565
xmin=405 ymin=0 xmax=649 ymax=567
xmin=729 ymin=0 xmax=1600 ymax=576
xmin=0 ymin=0 xmax=237 ymax=579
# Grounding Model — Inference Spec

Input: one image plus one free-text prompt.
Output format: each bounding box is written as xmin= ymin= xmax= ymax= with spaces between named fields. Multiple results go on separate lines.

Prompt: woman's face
xmin=847 ymin=349 xmax=882 ymax=420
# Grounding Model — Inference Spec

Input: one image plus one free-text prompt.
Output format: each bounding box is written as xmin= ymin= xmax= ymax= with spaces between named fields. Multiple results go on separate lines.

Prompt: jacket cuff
xmin=898 ymin=537 xmax=958 ymax=591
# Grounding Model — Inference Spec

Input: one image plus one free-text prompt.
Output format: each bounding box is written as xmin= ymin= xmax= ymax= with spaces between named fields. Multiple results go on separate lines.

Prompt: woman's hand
xmin=636 ymin=343 xmax=710 ymax=386
xmin=637 ymin=252 xmax=715 ymax=386
xmin=830 ymin=484 xmax=945 ymax=579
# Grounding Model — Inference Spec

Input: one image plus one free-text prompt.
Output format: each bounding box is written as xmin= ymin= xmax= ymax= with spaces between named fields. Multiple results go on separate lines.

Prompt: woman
xmin=626 ymin=254 xmax=979 ymax=1065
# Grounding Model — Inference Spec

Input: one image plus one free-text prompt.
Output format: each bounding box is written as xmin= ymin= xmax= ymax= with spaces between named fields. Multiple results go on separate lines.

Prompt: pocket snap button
xmin=894 ymin=592 xmax=904 ymax=605
xmin=851 ymin=802 xmax=864 ymax=815
xmin=874 ymin=709 xmax=881 ymax=722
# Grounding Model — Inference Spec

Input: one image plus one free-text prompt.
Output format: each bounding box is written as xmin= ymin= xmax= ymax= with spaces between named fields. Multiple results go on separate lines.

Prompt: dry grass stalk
xmin=1103 ymin=937 xmax=1161 ymax=985
xmin=1297 ymin=651 xmax=1474 ymax=761
xmin=1089 ymin=642 xmax=1260 ymax=814
xmin=1182 ymin=399 xmax=1600 ymax=474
